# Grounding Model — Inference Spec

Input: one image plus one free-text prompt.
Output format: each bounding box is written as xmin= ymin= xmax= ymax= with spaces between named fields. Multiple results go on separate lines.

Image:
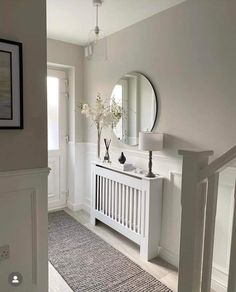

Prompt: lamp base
xmin=145 ymin=151 xmax=156 ymax=178
xmin=146 ymin=172 xmax=156 ymax=178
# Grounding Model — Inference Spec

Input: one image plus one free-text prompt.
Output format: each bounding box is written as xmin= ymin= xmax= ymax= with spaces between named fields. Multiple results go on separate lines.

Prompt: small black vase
xmin=118 ymin=152 xmax=126 ymax=164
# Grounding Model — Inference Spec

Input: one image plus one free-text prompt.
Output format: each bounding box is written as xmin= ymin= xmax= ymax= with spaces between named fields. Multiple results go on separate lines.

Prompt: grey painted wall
xmin=46 ymin=2 xmax=236 ymax=285
xmin=83 ymin=0 xmax=236 ymax=159
xmin=0 ymin=0 xmax=47 ymax=171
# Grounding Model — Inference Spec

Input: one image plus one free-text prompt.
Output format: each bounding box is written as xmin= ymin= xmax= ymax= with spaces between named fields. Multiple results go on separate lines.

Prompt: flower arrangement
xmin=81 ymin=93 xmax=123 ymax=159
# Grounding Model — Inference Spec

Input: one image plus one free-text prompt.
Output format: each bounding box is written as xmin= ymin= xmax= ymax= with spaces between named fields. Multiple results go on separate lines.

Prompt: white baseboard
xmin=158 ymin=246 xmax=179 ymax=268
xmin=158 ymin=247 xmax=227 ymax=292
xmin=82 ymin=199 xmax=91 ymax=213
xmin=211 ymin=278 xmax=227 ymax=292
xmin=212 ymin=265 xmax=228 ymax=292
xmin=48 ymin=200 xmax=67 ymax=211
xmin=67 ymin=200 xmax=83 ymax=211
xmin=67 ymin=199 xmax=90 ymax=212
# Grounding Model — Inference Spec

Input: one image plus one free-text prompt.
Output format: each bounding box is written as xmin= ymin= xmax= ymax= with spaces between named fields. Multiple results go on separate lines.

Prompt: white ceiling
xmin=47 ymin=0 xmax=186 ymax=46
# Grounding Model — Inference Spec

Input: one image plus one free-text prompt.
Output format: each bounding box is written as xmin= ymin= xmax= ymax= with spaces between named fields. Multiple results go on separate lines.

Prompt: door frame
xmin=47 ymin=66 xmax=69 ymax=211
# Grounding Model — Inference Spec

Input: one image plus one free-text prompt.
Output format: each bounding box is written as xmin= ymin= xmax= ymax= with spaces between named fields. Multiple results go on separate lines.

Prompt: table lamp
xmin=139 ymin=132 xmax=163 ymax=177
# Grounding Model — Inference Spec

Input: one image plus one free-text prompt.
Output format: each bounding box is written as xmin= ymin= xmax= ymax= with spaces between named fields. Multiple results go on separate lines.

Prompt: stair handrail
xmin=199 ymin=145 xmax=236 ymax=182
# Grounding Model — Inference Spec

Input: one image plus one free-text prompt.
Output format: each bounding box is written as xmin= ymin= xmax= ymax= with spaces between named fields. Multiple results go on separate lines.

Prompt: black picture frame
xmin=0 ymin=38 xmax=23 ymax=129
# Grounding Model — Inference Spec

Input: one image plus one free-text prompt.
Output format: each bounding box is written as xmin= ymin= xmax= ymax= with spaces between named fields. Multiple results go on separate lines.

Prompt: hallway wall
xmin=0 ymin=0 xmax=47 ymax=171
xmin=47 ymin=1 xmax=236 ymax=290
xmin=0 ymin=1 xmax=48 ymax=291
xmin=83 ymin=0 xmax=236 ymax=158
xmin=82 ymin=1 xmax=236 ymax=290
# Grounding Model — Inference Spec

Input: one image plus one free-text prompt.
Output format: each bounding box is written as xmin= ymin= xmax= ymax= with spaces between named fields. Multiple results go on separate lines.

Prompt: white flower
xmin=80 ymin=94 xmax=123 ymax=132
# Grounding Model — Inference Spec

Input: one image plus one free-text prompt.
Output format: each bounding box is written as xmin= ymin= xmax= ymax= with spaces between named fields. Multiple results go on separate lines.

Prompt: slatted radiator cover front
xmin=90 ymin=162 xmax=163 ymax=261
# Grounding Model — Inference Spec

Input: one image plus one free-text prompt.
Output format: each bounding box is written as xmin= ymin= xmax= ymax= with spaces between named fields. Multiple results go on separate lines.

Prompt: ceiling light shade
xmin=85 ymin=0 xmax=107 ymax=61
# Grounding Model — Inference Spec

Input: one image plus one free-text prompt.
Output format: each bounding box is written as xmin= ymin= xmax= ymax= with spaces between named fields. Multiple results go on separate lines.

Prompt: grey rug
xmin=48 ymin=210 xmax=172 ymax=292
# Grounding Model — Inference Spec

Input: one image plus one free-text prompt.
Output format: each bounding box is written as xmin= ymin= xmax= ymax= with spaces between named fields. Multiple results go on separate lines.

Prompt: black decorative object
xmin=0 ymin=39 xmax=23 ymax=129
xmin=118 ymin=152 xmax=126 ymax=164
xmin=103 ymin=138 xmax=111 ymax=163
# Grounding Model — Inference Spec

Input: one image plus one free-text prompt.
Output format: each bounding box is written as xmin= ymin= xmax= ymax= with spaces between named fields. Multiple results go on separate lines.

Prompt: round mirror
xmin=111 ymin=72 xmax=158 ymax=146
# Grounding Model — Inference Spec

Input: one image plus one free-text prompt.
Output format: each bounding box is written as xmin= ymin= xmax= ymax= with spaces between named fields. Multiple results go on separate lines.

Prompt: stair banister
xmin=227 ymin=179 xmax=236 ymax=292
xmin=178 ymin=150 xmax=213 ymax=292
xmin=199 ymin=145 xmax=236 ymax=181
xmin=201 ymin=172 xmax=219 ymax=292
xmin=178 ymin=145 xmax=236 ymax=292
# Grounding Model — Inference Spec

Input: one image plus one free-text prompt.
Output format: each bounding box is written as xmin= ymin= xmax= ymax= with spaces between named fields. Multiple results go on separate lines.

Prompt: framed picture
xmin=0 ymin=39 xmax=23 ymax=129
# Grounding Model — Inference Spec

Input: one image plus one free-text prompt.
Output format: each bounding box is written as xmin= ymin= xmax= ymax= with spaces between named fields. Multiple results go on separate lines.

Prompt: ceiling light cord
xmin=95 ymin=4 xmax=99 ymax=35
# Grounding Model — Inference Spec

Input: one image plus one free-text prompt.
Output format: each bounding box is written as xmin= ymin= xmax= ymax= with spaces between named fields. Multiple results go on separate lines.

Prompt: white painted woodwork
xmin=178 ymin=150 xmax=212 ymax=292
xmin=211 ymin=169 xmax=236 ymax=292
xmin=200 ymin=146 xmax=236 ymax=182
xmin=178 ymin=145 xmax=236 ymax=292
xmin=73 ymin=142 xmax=236 ymax=290
xmin=47 ymin=68 xmax=68 ymax=211
xmin=91 ymin=162 xmax=163 ymax=261
xmin=201 ymin=173 xmax=219 ymax=292
xmin=0 ymin=168 xmax=49 ymax=292
xmin=227 ymin=180 xmax=236 ymax=292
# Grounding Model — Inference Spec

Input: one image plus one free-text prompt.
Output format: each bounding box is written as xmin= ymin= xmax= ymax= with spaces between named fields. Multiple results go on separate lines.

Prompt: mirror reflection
xmin=111 ymin=72 xmax=158 ymax=146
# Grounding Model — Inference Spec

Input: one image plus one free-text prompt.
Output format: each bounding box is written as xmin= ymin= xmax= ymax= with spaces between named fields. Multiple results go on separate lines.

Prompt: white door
xmin=47 ymin=68 xmax=68 ymax=210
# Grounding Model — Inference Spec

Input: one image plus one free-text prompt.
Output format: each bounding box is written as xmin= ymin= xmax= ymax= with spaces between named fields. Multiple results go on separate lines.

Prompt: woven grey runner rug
xmin=48 ymin=210 xmax=172 ymax=292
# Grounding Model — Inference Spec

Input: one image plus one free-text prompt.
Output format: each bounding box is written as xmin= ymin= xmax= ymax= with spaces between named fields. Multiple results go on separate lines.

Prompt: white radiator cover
xmin=90 ymin=162 xmax=163 ymax=261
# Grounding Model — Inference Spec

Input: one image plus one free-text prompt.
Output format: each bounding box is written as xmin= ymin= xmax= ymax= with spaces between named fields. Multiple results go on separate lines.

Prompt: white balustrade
xmin=178 ymin=146 xmax=236 ymax=292
xmin=227 ymin=179 xmax=236 ymax=292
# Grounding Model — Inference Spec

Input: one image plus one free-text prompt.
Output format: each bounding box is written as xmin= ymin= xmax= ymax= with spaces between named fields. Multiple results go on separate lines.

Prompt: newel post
xmin=178 ymin=150 xmax=213 ymax=292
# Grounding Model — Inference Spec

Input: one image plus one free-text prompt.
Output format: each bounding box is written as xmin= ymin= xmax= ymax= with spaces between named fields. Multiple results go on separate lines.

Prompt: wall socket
xmin=0 ymin=245 xmax=10 ymax=261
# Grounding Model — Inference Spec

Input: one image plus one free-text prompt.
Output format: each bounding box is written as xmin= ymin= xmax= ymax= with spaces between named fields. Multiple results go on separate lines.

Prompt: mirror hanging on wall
xmin=111 ymin=72 xmax=158 ymax=146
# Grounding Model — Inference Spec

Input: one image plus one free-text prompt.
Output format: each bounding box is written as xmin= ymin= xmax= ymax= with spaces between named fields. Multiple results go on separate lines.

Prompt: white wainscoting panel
xmin=159 ymin=172 xmax=182 ymax=266
xmin=0 ymin=168 xmax=49 ymax=292
xmin=211 ymin=167 xmax=236 ymax=291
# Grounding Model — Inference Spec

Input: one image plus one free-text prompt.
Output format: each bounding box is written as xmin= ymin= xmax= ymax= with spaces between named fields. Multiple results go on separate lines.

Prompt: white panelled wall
xmin=0 ymin=168 xmax=49 ymax=292
xmin=67 ymin=142 xmax=235 ymax=291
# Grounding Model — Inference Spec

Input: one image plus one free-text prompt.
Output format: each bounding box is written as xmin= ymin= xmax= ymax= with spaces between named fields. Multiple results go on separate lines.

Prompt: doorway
xmin=47 ymin=67 xmax=68 ymax=210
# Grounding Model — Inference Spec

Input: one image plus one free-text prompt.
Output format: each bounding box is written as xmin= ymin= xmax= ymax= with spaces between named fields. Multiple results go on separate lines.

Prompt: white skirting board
xmin=67 ymin=198 xmax=91 ymax=213
xmin=48 ymin=199 xmax=67 ymax=211
xmin=0 ymin=167 xmax=49 ymax=292
xmin=158 ymin=246 xmax=179 ymax=267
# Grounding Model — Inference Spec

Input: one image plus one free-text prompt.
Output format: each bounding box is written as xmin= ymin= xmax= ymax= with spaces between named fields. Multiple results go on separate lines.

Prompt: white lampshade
xmin=139 ymin=132 xmax=163 ymax=151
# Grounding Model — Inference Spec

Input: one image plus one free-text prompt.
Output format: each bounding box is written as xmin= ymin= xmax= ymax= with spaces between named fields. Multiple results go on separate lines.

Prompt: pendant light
xmin=85 ymin=0 xmax=107 ymax=61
